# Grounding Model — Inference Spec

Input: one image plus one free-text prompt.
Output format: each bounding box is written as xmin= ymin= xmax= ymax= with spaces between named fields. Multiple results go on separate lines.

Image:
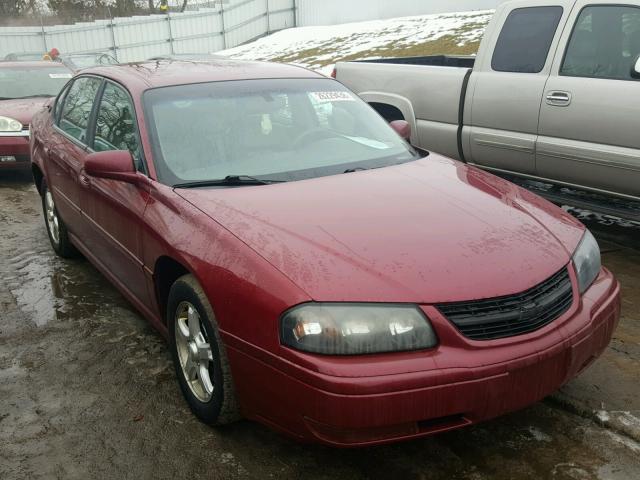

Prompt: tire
xmin=41 ymin=178 xmax=79 ymax=258
xmin=167 ymin=274 xmax=241 ymax=425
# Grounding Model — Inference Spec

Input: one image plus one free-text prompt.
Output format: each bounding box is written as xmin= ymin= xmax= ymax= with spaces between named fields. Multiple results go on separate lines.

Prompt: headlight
xmin=573 ymin=229 xmax=601 ymax=294
xmin=0 ymin=116 xmax=22 ymax=132
xmin=280 ymin=303 xmax=438 ymax=355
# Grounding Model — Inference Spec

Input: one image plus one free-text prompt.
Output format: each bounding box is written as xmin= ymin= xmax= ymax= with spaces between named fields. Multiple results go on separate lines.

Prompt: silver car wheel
xmin=45 ymin=190 xmax=60 ymax=245
xmin=175 ymin=301 xmax=214 ymax=403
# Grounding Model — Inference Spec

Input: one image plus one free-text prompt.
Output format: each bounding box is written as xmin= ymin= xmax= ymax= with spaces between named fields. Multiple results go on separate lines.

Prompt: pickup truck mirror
xmin=632 ymin=55 xmax=640 ymax=79
xmin=85 ymin=150 xmax=139 ymax=184
xmin=390 ymin=120 xmax=411 ymax=141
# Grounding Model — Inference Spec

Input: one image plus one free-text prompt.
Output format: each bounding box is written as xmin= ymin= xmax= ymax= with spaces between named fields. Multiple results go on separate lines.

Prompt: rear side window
xmin=492 ymin=6 xmax=564 ymax=73
xmin=58 ymin=77 xmax=101 ymax=144
xmin=561 ymin=5 xmax=640 ymax=80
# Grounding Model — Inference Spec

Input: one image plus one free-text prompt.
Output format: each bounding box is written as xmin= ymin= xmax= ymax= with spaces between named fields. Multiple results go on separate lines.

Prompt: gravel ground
xmin=1 ymin=169 xmax=639 ymax=480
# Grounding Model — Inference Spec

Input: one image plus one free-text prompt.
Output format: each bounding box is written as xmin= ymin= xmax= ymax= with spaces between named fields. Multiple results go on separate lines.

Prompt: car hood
xmin=177 ymin=155 xmax=585 ymax=303
xmin=0 ymin=97 xmax=50 ymax=125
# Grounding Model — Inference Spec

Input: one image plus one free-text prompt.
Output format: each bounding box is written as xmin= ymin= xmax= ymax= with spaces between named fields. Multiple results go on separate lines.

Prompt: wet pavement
xmin=1 ymin=169 xmax=639 ymax=480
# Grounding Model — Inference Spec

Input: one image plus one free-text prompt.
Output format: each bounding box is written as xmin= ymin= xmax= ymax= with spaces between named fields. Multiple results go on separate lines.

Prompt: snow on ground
xmin=219 ymin=10 xmax=493 ymax=73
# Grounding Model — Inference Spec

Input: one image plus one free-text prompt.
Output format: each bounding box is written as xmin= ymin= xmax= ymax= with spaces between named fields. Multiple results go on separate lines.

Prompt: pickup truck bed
xmin=337 ymin=57 xmax=472 ymax=160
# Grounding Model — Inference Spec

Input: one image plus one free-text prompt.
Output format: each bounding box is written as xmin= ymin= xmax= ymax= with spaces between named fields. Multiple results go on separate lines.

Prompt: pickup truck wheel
xmin=41 ymin=179 xmax=79 ymax=258
xmin=168 ymin=274 xmax=241 ymax=425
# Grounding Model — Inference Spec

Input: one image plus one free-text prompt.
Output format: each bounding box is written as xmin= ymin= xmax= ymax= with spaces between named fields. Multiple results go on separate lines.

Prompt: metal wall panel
xmin=0 ymin=1 xmax=294 ymax=61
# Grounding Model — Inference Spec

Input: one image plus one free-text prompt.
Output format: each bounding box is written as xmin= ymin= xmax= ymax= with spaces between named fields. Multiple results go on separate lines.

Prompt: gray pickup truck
xmin=335 ymin=0 xmax=640 ymax=207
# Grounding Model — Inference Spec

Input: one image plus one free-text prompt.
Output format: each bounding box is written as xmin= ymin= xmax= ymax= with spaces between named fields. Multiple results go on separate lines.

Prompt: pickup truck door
xmin=537 ymin=1 xmax=640 ymax=199
xmin=465 ymin=2 xmax=568 ymax=175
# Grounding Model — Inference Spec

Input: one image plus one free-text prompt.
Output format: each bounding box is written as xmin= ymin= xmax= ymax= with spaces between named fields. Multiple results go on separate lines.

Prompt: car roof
xmin=0 ymin=61 xmax=72 ymax=69
xmin=83 ymin=59 xmax=325 ymax=92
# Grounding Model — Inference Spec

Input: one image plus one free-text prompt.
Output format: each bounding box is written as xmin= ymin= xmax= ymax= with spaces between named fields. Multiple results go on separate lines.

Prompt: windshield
xmin=0 ymin=66 xmax=72 ymax=99
xmin=143 ymin=78 xmax=419 ymax=186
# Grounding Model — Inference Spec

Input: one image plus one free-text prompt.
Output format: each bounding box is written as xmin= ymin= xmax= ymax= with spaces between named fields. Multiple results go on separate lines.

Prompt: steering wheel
xmin=292 ymin=127 xmax=336 ymax=149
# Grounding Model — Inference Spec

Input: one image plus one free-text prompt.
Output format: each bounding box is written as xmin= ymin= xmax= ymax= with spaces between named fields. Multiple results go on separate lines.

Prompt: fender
xmin=357 ymin=91 xmax=418 ymax=145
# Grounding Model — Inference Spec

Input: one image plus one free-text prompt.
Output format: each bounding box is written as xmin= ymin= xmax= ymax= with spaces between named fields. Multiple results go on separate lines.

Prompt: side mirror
xmin=390 ymin=120 xmax=411 ymax=141
xmin=85 ymin=150 xmax=139 ymax=184
xmin=632 ymin=55 xmax=640 ymax=79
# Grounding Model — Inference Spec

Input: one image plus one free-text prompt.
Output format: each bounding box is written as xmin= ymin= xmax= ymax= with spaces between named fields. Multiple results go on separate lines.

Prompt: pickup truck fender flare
xmin=357 ymin=91 xmax=418 ymax=144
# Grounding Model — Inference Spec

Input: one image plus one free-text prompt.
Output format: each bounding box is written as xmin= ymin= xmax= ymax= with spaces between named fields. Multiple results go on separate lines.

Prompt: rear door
xmin=466 ymin=2 xmax=569 ymax=174
xmin=47 ymin=76 xmax=102 ymax=234
xmin=82 ymin=80 xmax=152 ymax=308
xmin=537 ymin=2 xmax=640 ymax=198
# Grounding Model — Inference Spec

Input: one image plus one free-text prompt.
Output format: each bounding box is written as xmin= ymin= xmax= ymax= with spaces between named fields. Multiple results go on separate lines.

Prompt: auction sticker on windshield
xmin=310 ymin=91 xmax=354 ymax=103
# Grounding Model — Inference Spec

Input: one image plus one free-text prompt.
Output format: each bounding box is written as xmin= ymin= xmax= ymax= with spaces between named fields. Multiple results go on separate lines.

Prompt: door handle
xmin=546 ymin=91 xmax=572 ymax=107
xmin=79 ymin=172 xmax=91 ymax=187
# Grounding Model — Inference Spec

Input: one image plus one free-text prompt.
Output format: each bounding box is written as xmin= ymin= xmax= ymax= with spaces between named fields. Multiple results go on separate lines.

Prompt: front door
xmin=82 ymin=80 xmax=152 ymax=308
xmin=537 ymin=2 xmax=640 ymax=198
xmin=466 ymin=3 xmax=567 ymax=175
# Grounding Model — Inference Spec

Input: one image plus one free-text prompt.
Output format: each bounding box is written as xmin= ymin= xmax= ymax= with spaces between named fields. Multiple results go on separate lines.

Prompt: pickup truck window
xmin=561 ymin=5 xmax=640 ymax=81
xmin=492 ymin=6 xmax=563 ymax=73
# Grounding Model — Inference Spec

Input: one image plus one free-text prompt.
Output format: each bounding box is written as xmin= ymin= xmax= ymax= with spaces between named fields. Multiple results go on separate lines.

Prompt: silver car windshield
xmin=143 ymin=78 xmax=419 ymax=186
xmin=0 ymin=66 xmax=72 ymax=99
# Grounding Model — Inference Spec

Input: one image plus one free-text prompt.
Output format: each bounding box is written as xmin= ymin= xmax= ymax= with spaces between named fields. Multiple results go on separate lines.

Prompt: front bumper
xmin=0 ymin=133 xmax=30 ymax=169
xmin=227 ymin=267 xmax=620 ymax=447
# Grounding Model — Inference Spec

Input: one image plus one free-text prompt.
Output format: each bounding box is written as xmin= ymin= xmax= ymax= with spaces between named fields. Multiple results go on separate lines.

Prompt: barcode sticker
xmin=310 ymin=91 xmax=354 ymax=103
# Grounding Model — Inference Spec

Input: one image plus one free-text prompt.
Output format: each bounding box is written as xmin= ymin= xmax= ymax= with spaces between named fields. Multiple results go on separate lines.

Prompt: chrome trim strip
xmin=0 ymin=131 xmax=29 ymax=137
xmin=536 ymin=148 xmax=640 ymax=172
xmin=473 ymin=138 xmax=535 ymax=154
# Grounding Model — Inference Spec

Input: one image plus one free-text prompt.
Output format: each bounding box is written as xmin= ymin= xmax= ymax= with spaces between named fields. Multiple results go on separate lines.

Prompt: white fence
xmin=0 ymin=0 xmax=296 ymax=62
xmin=296 ymin=0 xmax=508 ymax=26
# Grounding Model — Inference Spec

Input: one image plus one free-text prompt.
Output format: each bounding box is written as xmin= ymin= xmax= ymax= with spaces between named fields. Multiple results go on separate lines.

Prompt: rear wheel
xmin=41 ymin=179 xmax=78 ymax=258
xmin=168 ymin=274 xmax=241 ymax=425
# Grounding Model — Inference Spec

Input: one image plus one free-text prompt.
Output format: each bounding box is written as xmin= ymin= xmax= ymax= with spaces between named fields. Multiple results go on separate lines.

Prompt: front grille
xmin=436 ymin=268 xmax=574 ymax=341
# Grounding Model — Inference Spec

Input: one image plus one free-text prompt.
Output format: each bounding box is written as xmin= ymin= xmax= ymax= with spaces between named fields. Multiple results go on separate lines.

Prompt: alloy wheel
xmin=45 ymin=190 xmax=60 ymax=245
xmin=174 ymin=301 xmax=215 ymax=402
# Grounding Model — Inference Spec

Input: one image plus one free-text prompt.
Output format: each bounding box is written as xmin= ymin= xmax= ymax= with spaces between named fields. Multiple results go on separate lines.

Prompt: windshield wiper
xmin=173 ymin=175 xmax=285 ymax=188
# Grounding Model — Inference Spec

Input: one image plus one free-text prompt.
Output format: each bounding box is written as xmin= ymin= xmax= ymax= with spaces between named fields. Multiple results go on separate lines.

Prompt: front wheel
xmin=41 ymin=179 xmax=78 ymax=258
xmin=168 ymin=274 xmax=241 ymax=425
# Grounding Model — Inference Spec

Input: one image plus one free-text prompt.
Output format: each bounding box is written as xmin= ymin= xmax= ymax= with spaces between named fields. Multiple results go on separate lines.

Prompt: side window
xmin=58 ymin=77 xmax=101 ymax=143
xmin=93 ymin=82 xmax=143 ymax=170
xmin=53 ymin=83 xmax=70 ymax=124
xmin=492 ymin=6 xmax=564 ymax=73
xmin=561 ymin=5 xmax=640 ymax=81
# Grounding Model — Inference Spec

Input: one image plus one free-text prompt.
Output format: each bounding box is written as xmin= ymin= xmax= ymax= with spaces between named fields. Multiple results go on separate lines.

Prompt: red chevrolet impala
xmin=0 ymin=61 xmax=72 ymax=169
xmin=30 ymin=60 xmax=620 ymax=446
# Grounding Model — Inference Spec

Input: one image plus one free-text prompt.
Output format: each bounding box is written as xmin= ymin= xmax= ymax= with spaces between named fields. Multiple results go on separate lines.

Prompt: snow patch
xmin=528 ymin=426 xmax=552 ymax=442
xmin=219 ymin=10 xmax=494 ymax=70
xmin=595 ymin=410 xmax=610 ymax=424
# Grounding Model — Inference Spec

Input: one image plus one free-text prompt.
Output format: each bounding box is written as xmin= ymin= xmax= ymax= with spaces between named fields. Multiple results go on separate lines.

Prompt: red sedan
xmin=0 ymin=61 xmax=72 ymax=170
xmin=30 ymin=60 xmax=620 ymax=447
